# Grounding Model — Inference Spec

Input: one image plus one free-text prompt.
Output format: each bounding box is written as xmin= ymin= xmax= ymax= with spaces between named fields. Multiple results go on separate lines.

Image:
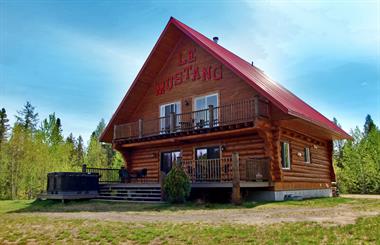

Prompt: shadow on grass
xmin=9 ymin=199 xmax=275 ymax=213
xmin=7 ymin=197 xmax=358 ymax=214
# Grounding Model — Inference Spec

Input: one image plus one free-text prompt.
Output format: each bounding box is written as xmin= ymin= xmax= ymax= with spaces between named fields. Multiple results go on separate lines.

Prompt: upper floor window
xmin=304 ymin=147 xmax=311 ymax=163
xmin=160 ymin=102 xmax=181 ymax=133
xmin=194 ymin=93 xmax=218 ymax=128
xmin=281 ymin=141 xmax=291 ymax=169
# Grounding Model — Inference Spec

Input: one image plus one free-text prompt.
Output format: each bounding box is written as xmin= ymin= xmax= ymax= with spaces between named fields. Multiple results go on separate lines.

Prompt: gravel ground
xmin=30 ymin=203 xmax=379 ymax=226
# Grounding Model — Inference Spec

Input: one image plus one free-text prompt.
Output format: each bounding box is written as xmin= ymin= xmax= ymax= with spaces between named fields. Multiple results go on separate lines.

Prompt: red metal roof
xmin=100 ymin=17 xmax=350 ymax=142
xmin=171 ymin=17 xmax=350 ymax=139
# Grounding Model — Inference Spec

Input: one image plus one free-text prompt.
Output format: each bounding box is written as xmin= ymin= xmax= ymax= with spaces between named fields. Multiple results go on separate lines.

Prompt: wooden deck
xmin=101 ymin=181 xmax=272 ymax=189
xmin=113 ymin=97 xmax=269 ymax=144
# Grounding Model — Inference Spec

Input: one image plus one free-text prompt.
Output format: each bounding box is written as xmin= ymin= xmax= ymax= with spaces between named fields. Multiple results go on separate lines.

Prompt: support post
xmin=208 ymin=105 xmax=214 ymax=128
xmin=138 ymin=119 xmax=143 ymax=138
xmin=231 ymin=152 xmax=241 ymax=205
xmin=254 ymin=95 xmax=260 ymax=118
xmin=82 ymin=164 xmax=87 ymax=173
xmin=159 ymin=171 xmax=166 ymax=201
xmin=170 ymin=112 xmax=176 ymax=133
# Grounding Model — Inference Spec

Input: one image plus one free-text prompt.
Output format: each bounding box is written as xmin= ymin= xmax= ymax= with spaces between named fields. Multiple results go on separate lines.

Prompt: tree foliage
xmin=163 ymin=162 xmax=191 ymax=203
xmin=334 ymin=116 xmax=380 ymax=194
xmin=0 ymin=108 xmax=10 ymax=144
xmin=0 ymin=103 xmax=122 ymax=200
xmin=15 ymin=101 xmax=39 ymax=131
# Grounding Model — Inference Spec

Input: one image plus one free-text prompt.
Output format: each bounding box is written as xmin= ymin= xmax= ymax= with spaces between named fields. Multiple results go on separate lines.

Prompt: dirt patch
xmin=29 ymin=204 xmax=379 ymax=226
xmin=341 ymin=194 xmax=380 ymax=199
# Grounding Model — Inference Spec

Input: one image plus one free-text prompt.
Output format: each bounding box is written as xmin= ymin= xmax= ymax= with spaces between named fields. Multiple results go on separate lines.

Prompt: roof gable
xmin=100 ymin=17 xmax=350 ymax=142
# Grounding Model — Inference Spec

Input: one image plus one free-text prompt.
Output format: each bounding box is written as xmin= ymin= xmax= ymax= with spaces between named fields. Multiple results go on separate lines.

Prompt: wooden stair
xmin=97 ymin=183 xmax=163 ymax=203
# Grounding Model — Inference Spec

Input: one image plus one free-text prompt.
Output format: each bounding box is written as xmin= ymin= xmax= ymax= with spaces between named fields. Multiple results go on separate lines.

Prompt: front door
xmin=160 ymin=151 xmax=181 ymax=174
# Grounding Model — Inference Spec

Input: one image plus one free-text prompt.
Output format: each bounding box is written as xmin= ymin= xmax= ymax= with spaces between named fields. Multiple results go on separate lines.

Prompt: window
xmin=304 ymin=147 xmax=311 ymax=163
xmin=195 ymin=146 xmax=220 ymax=160
xmin=194 ymin=93 xmax=218 ymax=128
xmin=160 ymin=102 xmax=181 ymax=133
xmin=160 ymin=151 xmax=181 ymax=174
xmin=195 ymin=146 xmax=221 ymax=181
xmin=281 ymin=142 xmax=291 ymax=169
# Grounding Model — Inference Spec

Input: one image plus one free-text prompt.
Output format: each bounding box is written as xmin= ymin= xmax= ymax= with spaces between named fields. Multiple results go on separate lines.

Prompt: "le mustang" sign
xmin=155 ymin=47 xmax=223 ymax=96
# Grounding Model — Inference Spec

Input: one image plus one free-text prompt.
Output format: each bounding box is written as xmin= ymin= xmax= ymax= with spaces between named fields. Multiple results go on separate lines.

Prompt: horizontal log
xmin=283 ymin=176 xmax=331 ymax=183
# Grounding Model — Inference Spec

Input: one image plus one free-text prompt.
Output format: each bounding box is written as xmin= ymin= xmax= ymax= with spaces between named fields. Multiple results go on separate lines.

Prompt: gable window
xmin=304 ymin=147 xmax=311 ymax=163
xmin=194 ymin=93 xmax=218 ymax=128
xmin=281 ymin=141 xmax=291 ymax=169
xmin=160 ymin=102 xmax=181 ymax=133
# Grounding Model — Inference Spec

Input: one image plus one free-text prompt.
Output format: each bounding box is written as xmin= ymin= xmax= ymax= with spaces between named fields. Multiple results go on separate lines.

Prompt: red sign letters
xmin=155 ymin=47 xmax=223 ymax=96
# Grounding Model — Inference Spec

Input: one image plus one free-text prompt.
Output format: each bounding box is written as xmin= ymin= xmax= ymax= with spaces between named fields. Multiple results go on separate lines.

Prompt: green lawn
xmin=1 ymin=196 xmax=376 ymax=213
xmin=0 ymin=198 xmax=379 ymax=244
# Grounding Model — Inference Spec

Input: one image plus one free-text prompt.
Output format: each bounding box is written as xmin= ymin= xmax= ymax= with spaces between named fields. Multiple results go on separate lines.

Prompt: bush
xmin=163 ymin=164 xmax=191 ymax=203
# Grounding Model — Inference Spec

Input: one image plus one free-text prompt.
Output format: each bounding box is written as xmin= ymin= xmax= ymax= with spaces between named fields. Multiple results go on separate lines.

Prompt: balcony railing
xmin=114 ymin=97 xmax=269 ymax=141
xmin=181 ymin=157 xmax=270 ymax=183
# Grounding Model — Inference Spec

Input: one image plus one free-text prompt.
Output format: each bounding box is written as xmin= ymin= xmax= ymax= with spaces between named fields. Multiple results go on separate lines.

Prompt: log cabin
xmin=99 ymin=17 xmax=351 ymax=201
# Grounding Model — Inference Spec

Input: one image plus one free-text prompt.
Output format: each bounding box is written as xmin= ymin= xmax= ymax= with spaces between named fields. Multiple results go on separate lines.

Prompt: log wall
xmin=275 ymin=127 xmax=334 ymax=190
xmin=128 ymin=35 xmax=262 ymax=122
xmin=120 ymin=133 xmax=266 ymax=182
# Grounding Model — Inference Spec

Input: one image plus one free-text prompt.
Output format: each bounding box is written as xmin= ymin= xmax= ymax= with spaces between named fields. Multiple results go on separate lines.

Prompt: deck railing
xmin=181 ymin=157 xmax=270 ymax=183
xmin=114 ymin=97 xmax=269 ymax=140
xmin=182 ymin=158 xmax=233 ymax=182
xmin=83 ymin=165 xmax=120 ymax=183
xmin=241 ymin=157 xmax=270 ymax=182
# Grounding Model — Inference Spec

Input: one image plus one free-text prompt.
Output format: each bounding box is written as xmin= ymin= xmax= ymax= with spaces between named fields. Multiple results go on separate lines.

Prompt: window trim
xmin=304 ymin=147 xmax=311 ymax=164
xmin=159 ymin=101 xmax=181 ymax=117
xmin=280 ymin=141 xmax=291 ymax=170
xmin=193 ymin=93 xmax=219 ymax=111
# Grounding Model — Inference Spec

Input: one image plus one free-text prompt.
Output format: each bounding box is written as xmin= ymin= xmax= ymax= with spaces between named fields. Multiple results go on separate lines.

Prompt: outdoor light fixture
xmin=184 ymin=99 xmax=190 ymax=106
xmin=221 ymin=145 xmax=226 ymax=151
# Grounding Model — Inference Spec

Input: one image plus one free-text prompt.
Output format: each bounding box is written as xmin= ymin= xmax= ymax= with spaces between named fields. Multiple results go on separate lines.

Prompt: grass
xmin=1 ymin=197 xmax=379 ymax=214
xmin=0 ymin=197 xmax=379 ymax=244
xmin=0 ymin=213 xmax=379 ymax=244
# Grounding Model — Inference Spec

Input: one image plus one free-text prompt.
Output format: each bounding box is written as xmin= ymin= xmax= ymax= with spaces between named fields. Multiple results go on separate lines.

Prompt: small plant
xmin=163 ymin=164 xmax=191 ymax=203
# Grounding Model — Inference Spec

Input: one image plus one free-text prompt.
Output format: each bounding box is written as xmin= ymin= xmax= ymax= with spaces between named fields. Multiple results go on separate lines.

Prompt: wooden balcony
xmin=113 ymin=97 xmax=269 ymax=143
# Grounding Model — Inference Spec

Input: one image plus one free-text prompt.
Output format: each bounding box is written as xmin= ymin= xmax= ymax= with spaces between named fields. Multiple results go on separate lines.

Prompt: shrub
xmin=163 ymin=164 xmax=191 ymax=203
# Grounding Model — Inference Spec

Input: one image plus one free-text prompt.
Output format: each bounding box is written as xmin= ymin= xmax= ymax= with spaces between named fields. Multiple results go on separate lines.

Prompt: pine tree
xmin=93 ymin=119 xmax=114 ymax=167
xmin=15 ymin=101 xmax=39 ymax=131
xmin=93 ymin=118 xmax=106 ymax=139
xmin=40 ymin=113 xmax=63 ymax=146
xmin=85 ymin=132 xmax=107 ymax=167
xmin=76 ymin=135 xmax=85 ymax=166
xmin=364 ymin=114 xmax=376 ymax=136
xmin=332 ymin=117 xmax=345 ymax=168
xmin=65 ymin=133 xmax=76 ymax=166
xmin=0 ymin=108 xmax=10 ymax=144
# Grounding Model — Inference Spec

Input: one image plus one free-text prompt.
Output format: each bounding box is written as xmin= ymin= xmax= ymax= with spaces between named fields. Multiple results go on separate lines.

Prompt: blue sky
xmin=1 ymin=0 xmax=379 ymax=142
